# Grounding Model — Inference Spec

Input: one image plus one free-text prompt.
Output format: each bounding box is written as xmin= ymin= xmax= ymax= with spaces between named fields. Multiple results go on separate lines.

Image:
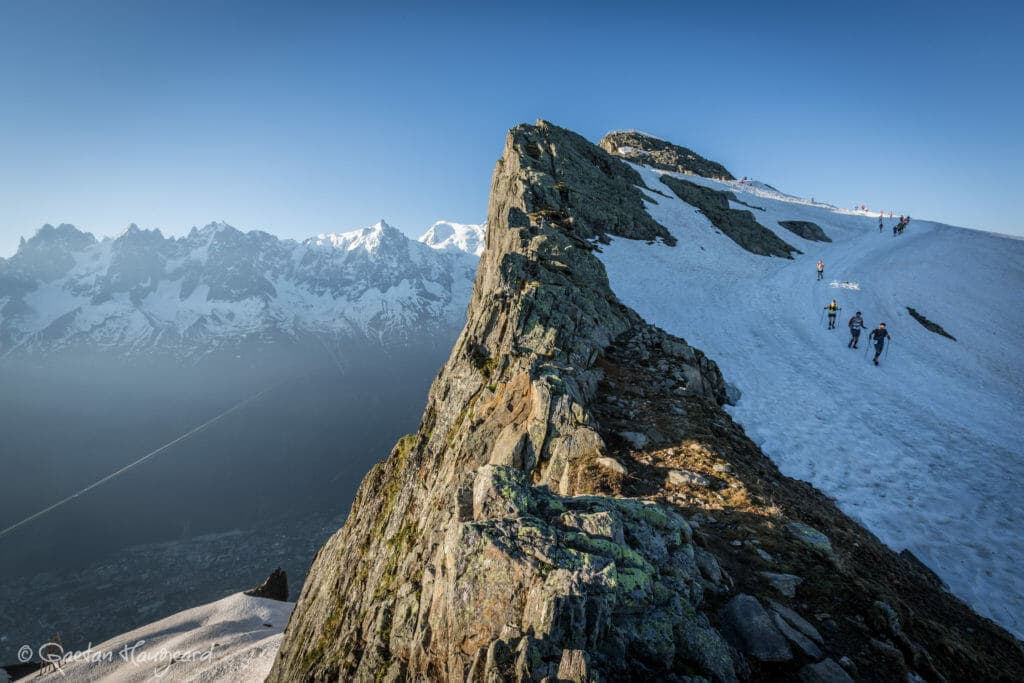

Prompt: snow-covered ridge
xmin=596 ymin=161 xmax=1024 ymax=638
xmin=0 ymin=219 xmax=483 ymax=358
xmin=26 ymin=593 xmax=292 ymax=682
xmin=418 ymin=220 xmax=486 ymax=257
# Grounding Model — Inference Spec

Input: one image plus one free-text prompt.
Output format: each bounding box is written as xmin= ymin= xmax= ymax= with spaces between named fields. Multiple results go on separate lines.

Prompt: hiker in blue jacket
xmin=869 ymin=323 xmax=891 ymax=365
xmin=848 ymin=311 xmax=866 ymax=348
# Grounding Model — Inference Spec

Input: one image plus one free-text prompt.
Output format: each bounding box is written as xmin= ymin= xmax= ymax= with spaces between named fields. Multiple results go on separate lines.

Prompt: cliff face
xmin=269 ymin=122 xmax=1023 ymax=682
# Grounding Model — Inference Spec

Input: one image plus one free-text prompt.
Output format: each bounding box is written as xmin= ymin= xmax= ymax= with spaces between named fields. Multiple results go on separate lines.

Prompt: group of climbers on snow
xmin=812 ymin=211 xmax=906 ymax=363
xmin=822 ymin=302 xmax=892 ymax=365
xmin=818 ymin=257 xmax=892 ymax=364
xmin=878 ymin=212 xmax=911 ymax=235
xmin=893 ymin=215 xmax=911 ymax=236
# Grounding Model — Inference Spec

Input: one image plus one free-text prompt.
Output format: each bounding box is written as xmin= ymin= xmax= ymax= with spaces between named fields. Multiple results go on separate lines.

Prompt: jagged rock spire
xmin=269 ymin=121 xmax=1024 ymax=682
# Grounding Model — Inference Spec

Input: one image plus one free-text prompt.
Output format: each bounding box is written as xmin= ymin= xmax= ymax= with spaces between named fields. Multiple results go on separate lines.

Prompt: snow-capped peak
xmin=0 ymin=217 xmax=482 ymax=359
xmin=418 ymin=221 xmax=486 ymax=257
xmin=308 ymin=220 xmax=406 ymax=254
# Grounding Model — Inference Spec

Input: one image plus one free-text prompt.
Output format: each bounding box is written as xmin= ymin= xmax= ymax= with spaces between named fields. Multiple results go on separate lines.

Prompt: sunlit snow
xmin=597 ymin=164 xmax=1024 ymax=637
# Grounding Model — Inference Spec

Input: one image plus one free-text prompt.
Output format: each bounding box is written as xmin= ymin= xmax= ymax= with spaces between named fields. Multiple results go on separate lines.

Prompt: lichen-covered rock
xmin=600 ymin=131 xmax=735 ymax=180
xmin=268 ymin=121 xmax=731 ymax=682
xmin=786 ymin=521 xmax=836 ymax=560
xmin=269 ymin=121 xmax=1024 ymax=683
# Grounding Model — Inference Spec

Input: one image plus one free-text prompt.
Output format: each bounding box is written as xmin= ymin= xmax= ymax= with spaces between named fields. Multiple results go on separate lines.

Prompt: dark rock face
xmin=512 ymin=124 xmax=675 ymax=245
xmin=661 ymin=176 xmax=799 ymax=258
xmin=245 ymin=567 xmax=289 ymax=602
xmin=778 ymin=220 xmax=832 ymax=243
xmin=269 ymin=121 xmax=1024 ymax=682
xmin=600 ymin=131 xmax=735 ymax=180
xmin=907 ymin=307 xmax=957 ymax=341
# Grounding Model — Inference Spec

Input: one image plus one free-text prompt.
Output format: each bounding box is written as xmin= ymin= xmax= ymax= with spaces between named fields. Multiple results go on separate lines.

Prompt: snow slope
xmin=27 ymin=593 xmax=292 ymax=682
xmin=597 ymin=163 xmax=1024 ymax=637
xmin=418 ymin=220 xmax=486 ymax=257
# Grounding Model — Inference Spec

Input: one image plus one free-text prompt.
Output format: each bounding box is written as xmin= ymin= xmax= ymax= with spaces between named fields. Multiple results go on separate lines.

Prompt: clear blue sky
xmin=2 ymin=0 xmax=1022 ymax=256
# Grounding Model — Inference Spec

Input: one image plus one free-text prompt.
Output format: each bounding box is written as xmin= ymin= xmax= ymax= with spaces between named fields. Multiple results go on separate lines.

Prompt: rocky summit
xmin=269 ymin=122 xmax=1024 ymax=682
xmin=599 ymin=130 xmax=735 ymax=180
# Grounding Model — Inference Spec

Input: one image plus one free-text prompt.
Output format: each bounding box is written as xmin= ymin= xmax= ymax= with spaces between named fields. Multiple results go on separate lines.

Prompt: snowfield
xmin=597 ymin=164 xmax=1024 ymax=638
xmin=28 ymin=593 xmax=292 ymax=682
xmin=418 ymin=220 xmax=487 ymax=257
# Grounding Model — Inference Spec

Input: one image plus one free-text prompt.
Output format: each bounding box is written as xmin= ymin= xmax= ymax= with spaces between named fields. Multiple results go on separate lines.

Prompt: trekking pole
xmin=819 ymin=309 xmax=824 ymax=325
xmin=885 ymin=339 xmax=891 ymax=360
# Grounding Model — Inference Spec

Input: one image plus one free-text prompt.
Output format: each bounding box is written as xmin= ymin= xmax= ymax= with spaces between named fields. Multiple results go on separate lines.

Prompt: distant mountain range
xmin=0 ymin=220 xmax=485 ymax=359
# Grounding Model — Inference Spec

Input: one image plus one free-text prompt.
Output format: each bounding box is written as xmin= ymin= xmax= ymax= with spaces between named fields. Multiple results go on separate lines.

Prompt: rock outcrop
xmin=660 ymin=176 xmax=800 ymax=258
xmin=245 ymin=567 xmax=289 ymax=602
xmin=778 ymin=220 xmax=831 ymax=243
xmin=270 ymin=121 xmax=1024 ymax=682
xmin=907 ymin=307 xmax=957 ymax=341
xmin=599 ymin=131 xmax=735 ymax=180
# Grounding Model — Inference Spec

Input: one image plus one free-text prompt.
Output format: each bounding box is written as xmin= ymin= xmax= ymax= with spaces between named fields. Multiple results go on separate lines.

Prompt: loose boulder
xmin=719 ymin=594 xmax=793 ymax=662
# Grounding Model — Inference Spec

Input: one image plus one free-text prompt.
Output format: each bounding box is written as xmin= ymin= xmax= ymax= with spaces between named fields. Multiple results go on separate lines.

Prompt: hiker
xmin=848 ymin=311 xmax=866 ymax=348
xmin=824 ymin=299 xmax=841 ymax=329
xmin=816 ymin=259 xmax=825 ymax=281
xmin=869 ymin=323 xmax=891 ymax=365
xmin=879 ymin=216 xmax=884 ymax=232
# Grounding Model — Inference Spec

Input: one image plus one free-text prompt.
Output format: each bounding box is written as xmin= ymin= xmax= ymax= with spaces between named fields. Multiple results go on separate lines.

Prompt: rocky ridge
xmin=270 ymin=121 xmax=1024 ymax=681
xmin=599 ymin=131 xmax=735 ymax=180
